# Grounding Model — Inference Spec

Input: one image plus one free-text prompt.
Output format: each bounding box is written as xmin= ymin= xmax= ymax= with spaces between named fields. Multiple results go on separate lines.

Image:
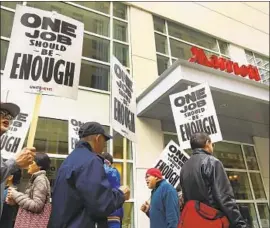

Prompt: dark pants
xmin=0 ymin=203 xmax=18 ymax=228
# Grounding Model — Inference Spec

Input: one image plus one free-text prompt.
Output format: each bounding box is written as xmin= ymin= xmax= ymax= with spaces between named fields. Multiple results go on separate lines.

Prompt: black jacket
xmin=180 ymin=148 xmax=247 ymax=228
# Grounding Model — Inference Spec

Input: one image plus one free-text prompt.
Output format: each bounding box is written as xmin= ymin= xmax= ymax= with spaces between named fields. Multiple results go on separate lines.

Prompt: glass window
xmin=0 ymin=1 xmax=22 ymax=9
xmin=243 ymin=145 xmax=259 ymax=170
xmin=246 ymin=50 xmax=256 ymax=65
xmin=227 ymin=171 xmax=252 ymax=200
xmin=113 ymin=131 xmax=124 ymax=159
xmin=254 ymin=54 xmax=269 ymax=69
xmin=218 ymin=40 xmax=229 ymax=56
xmin=259 ymin=68 xmax=269 ymax=81
xmin=257 ymin=204 xmax=270 ymax=228
xmin=122 ymin=202 xmax=134 ymax=228
xmin=114 ymin=162 xmax=123 ymax=185
xmin=1 ymin=9 xmax=14 ymax=38
xmin=113 ymin=19 xmax=128 ymax=42
xmin=127 ymin=163 xmax=134 ymax=198
xmin=163 ymin=134 xmax=178 ymax=147
xmin=0 ymin=40 xmax=9 ymax=70
xmin=155 ymin=33 xmax=168 ymax=54
xmin=157 ymin=55 xmax=169 ymax=75
xmin=113 ymin=2 xmax=127 ymax=20
xmin=79 ymin=60 xmax=110 ymax=91
xmin=170 ymin=39 xmax=192 ymax=60
xmin=153 ymin=16 xmax=166 ymax=33
xmin=126 ymin=139 xmax=133 ymax=160
xmin=74 ymin=1 xmax=110 ymax=14
xmin=47 ymin=158 xmax=64 ymax=189
xmin=114 ymin=42 xmax=129 ymax=67
xmin=27 ymin=1 xmax=110 ymax=37
xmin=167 ymin=21 xmax=219 ymax=52
xmin=214 ymin=142 xmax=246 ymax=169
xmin=25 ymin=118 xmax=69 ymax=155
xmin=249 ymin=173 xmax=266 ymax=200
xmin=238 ymin=203 xmax=260 ymax=228
xmin=83 ymin=34 xmax=110 ymax=62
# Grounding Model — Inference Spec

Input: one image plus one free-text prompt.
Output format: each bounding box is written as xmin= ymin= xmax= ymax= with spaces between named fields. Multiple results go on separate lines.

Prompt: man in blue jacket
xmin=140 ymin=168 xmax=180 ymax=228
xmin=48 ymin=122 xmax=130 ymax=228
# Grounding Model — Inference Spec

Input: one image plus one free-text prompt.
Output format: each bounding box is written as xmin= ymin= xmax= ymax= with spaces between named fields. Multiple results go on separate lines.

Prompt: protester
xmin=102 ymin=152 xmax=124 ymax=228
xmin=141 ymin=168 xmax=180 ymax=228
xmin=48 ymin=122 xmax=130 ymax=228
xmin=179 ymin=132 xmax=248 ymax=228
xmin=0 ymin=169 xmax=22 ymax=228
xmin=6 ymin=153 xmax=51 ymax=209
xmin=0 ymin=102 xmax=36 ymax=217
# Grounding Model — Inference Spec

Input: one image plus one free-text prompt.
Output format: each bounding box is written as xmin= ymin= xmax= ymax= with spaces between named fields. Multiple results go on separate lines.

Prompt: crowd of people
xmin=1 ymin=101 xmax=251 ymax=228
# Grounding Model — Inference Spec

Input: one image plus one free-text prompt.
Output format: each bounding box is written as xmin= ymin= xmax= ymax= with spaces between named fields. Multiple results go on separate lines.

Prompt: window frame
xmin=163 ymin=131 xmax=269 ymax=228
xmin=245 ymin=50 xmax=269 ymax=85
xmin=153 ymin=16 xmax=231 ymax=76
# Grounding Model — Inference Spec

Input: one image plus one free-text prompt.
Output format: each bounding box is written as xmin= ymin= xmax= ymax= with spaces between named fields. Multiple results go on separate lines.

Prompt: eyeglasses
xmin=0 ymin=110 xmax=14 ymax=121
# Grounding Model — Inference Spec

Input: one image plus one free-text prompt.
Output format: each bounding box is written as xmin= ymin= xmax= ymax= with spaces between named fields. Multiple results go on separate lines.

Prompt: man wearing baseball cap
xmin=48 ymin=121 xmax=130 ymax=228
xmin=141 ymin=168 xmax=180 ymax=228
xmin=0 ymin=102 xmax=36 ymax=217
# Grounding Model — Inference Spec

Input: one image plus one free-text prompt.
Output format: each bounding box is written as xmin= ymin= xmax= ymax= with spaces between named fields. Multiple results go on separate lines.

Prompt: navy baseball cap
xmin=1 ymin=102 xmax=20 ymax=117
xmin=78 ymin=122 xmax=113 ymax=141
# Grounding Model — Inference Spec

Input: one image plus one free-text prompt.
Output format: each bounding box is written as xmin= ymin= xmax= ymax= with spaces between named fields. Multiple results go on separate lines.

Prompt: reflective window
xmin=153 ymin=16 xmax=166 ymax=33
xmin=122 ymin=202 xmax=134 ymax=228
xmin=250 ymin=173 xmax=266 ymax=200
xmin=243 ymin=145 xmax=259 ymax=170
xmin=245 ymin=50 xmax=269 ymax=85
xmin=113 ymin=2 xmax=127 ymax=20
xmin=114 ymin=42 xmax=129 ymax=67
xmin=0 ymin=40 xmax=9 ymax=71
xmin=79 ymin=60 xmax=110 ymax=91
xmin=1 ymin=9 xmax=14 ymax=38
xmin=238 ymin=203 xmax=260 ymax=228
xmin=227 ymin=171 xmax=253 ymax=200
xmin=114 ymin=19 xmax=128 ymax=42
xmin=154 ymin=16 xmax=230 ymax=75
xmin=0 ymin=1 xmax=22 ymax=9
xmin=157 ymin=55 xmax=169 ymax=75
xmin=170 ymin=39 xmax=192 ymax=60
xmin=257 ymin=204 xmax=270 ymax=228
xmin=155 ymin=33 xmax=168 ymax=54
xmin=83 ymin=34 xmax=110 ymax=62
xmin=74 ymin=1 xmax=110 ymax=14
xmin=214 ymin=142 xmax=245 ymax=169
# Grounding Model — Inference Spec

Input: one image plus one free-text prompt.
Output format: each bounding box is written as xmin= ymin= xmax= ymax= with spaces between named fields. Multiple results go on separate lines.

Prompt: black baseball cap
xmin=78 ymin=122 xmax=113 ymax=141
xmin=1 ymin=102 xmax=20 ymax=117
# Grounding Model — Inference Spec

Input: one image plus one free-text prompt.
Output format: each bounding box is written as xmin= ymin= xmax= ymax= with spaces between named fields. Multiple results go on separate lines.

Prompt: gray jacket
xmin=12 ymin=170 xmax=50 ymax=213
xmin=0 ymin=155 xmax=18 ymax=217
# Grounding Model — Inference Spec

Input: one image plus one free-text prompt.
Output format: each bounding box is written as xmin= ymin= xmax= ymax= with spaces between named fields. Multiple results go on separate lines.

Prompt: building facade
xmin=0 ymin=1 xmax=269 ymax=228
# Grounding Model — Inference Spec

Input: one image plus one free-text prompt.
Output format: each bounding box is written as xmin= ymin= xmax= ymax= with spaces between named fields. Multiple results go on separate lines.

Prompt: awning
xmin=136 ymin=59 xmax=269 ymax=143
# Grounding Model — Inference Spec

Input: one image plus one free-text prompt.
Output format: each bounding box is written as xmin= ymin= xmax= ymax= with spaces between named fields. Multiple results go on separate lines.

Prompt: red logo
xmin=189 ymin=47 xmax=261 ymax=81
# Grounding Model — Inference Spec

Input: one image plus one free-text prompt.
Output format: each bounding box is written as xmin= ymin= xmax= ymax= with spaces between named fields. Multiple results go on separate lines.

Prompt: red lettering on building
xmin=189 ymin=47 xmax=261 ymax=81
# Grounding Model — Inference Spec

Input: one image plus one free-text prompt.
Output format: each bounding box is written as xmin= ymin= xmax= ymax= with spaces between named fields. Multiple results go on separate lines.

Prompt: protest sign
xmin=111 ymin=56 xmax=136 ymax=142
xmin=3 ymin=5 xmax=84 ymax=100
xmin=169 ymin=83 xmax=222 ymax=149
xmin=0 ymin=90 xmax=34 ymax=159
xmin=68 ymin=117 xmax=85 ymax=153
xmin=154 ymin=140 xmax=190 ymax=188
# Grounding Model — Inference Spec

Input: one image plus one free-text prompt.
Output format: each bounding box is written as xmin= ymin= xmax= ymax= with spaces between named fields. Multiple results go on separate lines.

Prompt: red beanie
xmin=146 ymin=168 xmax=163 ymax=179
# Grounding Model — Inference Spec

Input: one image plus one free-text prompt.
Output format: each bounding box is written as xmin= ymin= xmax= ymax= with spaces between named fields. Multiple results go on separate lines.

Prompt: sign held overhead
xmin=111 ymin=56 xmax=136 ymax=142
xmin=154 ymin=140 xmax=190 ymax=188
xmin=3 ymin=5 xmax=84 ymax=100
xmin=170 ymin=83 xmax=222 ymax=149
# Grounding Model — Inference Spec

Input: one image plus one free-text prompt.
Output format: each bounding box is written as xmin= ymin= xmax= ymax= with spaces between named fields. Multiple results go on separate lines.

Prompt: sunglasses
xmin=0 ymin=110 xmax=14 ymax=121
